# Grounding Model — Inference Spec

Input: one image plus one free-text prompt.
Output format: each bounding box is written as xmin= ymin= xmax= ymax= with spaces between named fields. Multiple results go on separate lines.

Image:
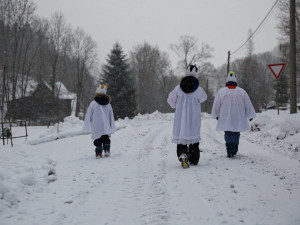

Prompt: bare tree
xmin=71 ymin=27 xmax=98 ymax=118
xmin=277 ymin=0 xmax=300 ymax=41
xmin=47 ymin=12 xmax=71 ymax=92
xmin=0 ymin=0 xmax=37 ymax=120
xmin=0 ymin=0 xmax=99 ymax=123
xmin=130 ymin=42 xmax=172 ymax=113
xmin=6 ymin=0 xmax=36 ymax=101
xmin=170 ymin=35 xmax=213 ymax=73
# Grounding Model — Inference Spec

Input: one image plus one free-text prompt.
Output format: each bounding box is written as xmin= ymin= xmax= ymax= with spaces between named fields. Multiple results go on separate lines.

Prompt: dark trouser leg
xmin=224 ymin=131 xmax=240 ymax=157
xmin=101 ymin=135 xmax=111 ymax=156
xmin=232 ymin=132 xmax=240 ymax=155
xmin=93 ymin=138 xmax=103 ymax=155
xmin=177 ymin=144 xmax=188 ymax=161
xmin=188 ymin=142 xmax=200 ymax=165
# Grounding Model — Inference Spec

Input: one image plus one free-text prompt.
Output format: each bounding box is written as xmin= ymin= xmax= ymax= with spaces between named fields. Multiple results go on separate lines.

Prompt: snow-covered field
xmin=0 ymin=110 xmax=300 ymax=225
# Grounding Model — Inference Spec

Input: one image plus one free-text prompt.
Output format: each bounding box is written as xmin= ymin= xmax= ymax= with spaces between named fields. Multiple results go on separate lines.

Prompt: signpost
xmin=268 ymin=63 xmax=286 ymax=115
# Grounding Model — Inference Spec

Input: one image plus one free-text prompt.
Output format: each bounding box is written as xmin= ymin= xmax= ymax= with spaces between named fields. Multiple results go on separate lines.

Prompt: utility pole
xmin=227 ymin=51 xmax=230 ymax=74
xmin=290 ymin=0 xmax=297 ymax=113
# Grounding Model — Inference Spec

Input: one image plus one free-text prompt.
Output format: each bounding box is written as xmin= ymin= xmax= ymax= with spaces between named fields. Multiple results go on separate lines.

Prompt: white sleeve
xmin=167 ymin=87 xmax=178 ymax=109
xmin=82 ymin=103 xmax=93 ymax=132
xmin=109 ymin=105 xmax=116 ymax=133
xmin=244 ymin=92 xmax=256 ymax=119
xmin=211 ymin=92 xmax=221 ymax=119
xmin=198 ymin=88 xmax=208 ymax=103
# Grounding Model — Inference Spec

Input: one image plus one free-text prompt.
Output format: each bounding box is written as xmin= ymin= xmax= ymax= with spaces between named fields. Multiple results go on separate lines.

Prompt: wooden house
xmin=6 ymin=81 xmax=76 ymax=125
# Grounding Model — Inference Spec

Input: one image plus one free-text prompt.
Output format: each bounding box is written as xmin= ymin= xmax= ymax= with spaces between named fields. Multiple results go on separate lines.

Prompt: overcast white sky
xmin=34 ymin=0 xmax=281 ymax=69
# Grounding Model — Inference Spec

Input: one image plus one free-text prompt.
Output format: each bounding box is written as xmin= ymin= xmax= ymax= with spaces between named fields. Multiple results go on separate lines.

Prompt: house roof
xmin=43 ymin=81 xmax=76 ymax=100
xmin=12 ymin=80 xmax=76 ymax=100
xmin=13 ymin=79 xmax=39 ymax=99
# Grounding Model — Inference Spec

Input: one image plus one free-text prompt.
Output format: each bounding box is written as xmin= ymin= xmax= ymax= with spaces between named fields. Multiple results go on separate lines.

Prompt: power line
xmin=231 ymin=0 xmax=280 ymax=56
xmin=230 ymin=6 xmax=275 ymax=60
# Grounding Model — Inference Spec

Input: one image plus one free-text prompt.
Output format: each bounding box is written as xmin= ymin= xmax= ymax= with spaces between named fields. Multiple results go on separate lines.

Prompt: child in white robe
xmin=83 ymin=84 xmax=116 ymax=158
xmin=211 ymin=71 xmax=256 ymax=158
xmin=167 ymin=65 xmax=207 ymax=168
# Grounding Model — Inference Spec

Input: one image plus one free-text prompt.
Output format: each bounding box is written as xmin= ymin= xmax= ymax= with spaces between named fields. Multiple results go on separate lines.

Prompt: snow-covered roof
xmin=13 ymin=79 xmax=39 ymax=99
xmin=43 ymin=81 xmax=76 ymax=100
xmin=55 ymin=82 xmax=76 ymax=100
xmin=10 ymin=79 xmax=76 ymax=100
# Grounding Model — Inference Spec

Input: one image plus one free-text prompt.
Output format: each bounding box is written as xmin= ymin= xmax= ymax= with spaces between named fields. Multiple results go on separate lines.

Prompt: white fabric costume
xmin=168 ymin=85 xmax=207 ymax=145
xmin=211 ymin=86 xmax=256 ymax=132
xmin=83 ymin=101 xmax=116 ymax=139
xmin=83 ymin=84 xmax=116 ymax=140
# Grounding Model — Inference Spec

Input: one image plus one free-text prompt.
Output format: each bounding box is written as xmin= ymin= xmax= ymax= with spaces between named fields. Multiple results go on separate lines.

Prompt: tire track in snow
xmin=58 ymin=119 xmax=172 ymax=225
xmin=203 ymin=118 xmax=300 ymax=191
xmin=133 ymin=121 xmax=171 ymax=225
xmin=195 ymin=118 xmax=300 ymax=225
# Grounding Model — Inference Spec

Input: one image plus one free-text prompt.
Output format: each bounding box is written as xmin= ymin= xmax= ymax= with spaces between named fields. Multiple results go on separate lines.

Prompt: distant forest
xmin=0 ymin=0 xmax=299 ymax=124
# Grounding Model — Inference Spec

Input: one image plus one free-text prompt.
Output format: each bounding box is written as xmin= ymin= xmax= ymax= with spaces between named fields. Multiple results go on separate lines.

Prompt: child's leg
xmin=177 ymin=144 xmax=189 ymax=168
xmin=188 ymin=142 xmax=200 ymax=165
xmin=177 ymin=144 xmax=188 ymax=159
xmin=232 ymin=132 xmax=240 ymax=155
xmin=93 ymin=138 xmax=103 ymax=157
xmin=225 ymin=131 xmax=235 ymax=157
xmin=224 ymin=131 xmax=240 ymax=157
xmin=101 ymin=135 xmax=111 ymax=156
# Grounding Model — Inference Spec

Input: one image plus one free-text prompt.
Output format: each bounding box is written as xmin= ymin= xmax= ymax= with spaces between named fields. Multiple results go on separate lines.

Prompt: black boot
xmin=177 ymin=144 xmax=189 ymax=168
xmin=188 ymin=143 xmax=200 ymax=165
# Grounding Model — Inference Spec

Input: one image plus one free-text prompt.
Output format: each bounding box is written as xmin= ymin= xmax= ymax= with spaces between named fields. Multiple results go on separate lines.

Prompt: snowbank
xmin=249 ymin=109 xmax=300 ymax=153
xmin=27 ymin=110 xmax=300 ymax=151
xmin=0 ymin=157 xmax=57 ymax=212
xmin=278 ymin=117 xmax=300 ymax=139
xmin=27 ymin=113 xmax=157 ymax=145
xmin=28 ymin=116 xmax=84 ymax=145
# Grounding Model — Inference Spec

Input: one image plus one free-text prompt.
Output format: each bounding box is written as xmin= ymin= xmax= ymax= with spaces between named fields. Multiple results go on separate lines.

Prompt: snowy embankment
xmin=247 ymin=110 xmax=300 ymax=155
xmin=28 ymin=116 xmax=127 ymax=145
xmin=0 ymin=110 xmax=300 ymax=225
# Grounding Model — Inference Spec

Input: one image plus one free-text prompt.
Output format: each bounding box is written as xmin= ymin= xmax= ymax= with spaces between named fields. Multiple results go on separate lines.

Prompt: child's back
xmin=167 ymin=65 xmax=207 ymax=168
xmin=211 ymin=71 xmax=256 ymax=158
xmin=84 ymin=99 xmax=115 ymax=140
xmin=83 ymin=84 xmax=116 ymax=158
xmin=168 ymin=84 xmax=206 ymax=145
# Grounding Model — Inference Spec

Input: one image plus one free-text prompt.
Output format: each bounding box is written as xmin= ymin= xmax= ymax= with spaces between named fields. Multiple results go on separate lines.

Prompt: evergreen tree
xmin=101 ymin=43 xmax=135 ymax=119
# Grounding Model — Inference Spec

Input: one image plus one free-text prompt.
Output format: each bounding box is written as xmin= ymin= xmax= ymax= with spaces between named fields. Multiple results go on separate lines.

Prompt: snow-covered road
xmin=0 ymin=112 xmax=300 ymax=225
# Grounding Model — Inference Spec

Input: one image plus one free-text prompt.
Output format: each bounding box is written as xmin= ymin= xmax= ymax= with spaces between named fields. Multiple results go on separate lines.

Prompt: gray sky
xmin=34 ymin=0 xmax=281 ymax=69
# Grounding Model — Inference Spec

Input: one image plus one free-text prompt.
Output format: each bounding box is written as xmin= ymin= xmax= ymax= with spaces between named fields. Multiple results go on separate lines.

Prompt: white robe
xmin=211 ymin=86 xmax=256 ymax=132
xmin=167 ymin=85 xmax=207 ymax=145
xmin=82 ymin=100 xmax=116 ymax=140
